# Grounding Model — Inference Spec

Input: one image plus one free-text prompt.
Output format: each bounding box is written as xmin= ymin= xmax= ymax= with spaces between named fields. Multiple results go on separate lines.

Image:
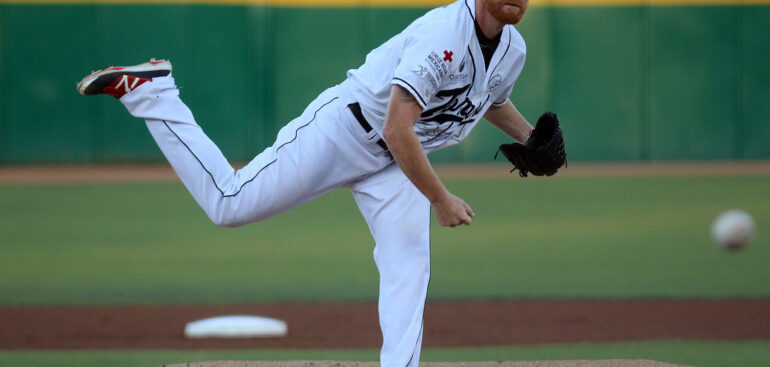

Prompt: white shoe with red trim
xmin=77 ymin=58 xmax=172 ymax=98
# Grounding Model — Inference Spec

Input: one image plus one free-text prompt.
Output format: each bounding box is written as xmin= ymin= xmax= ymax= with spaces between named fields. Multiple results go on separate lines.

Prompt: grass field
xmin=1 ymin=170 xmax=769 ymax=367
xmin=1 ymin=174 xmax=768 ymax=304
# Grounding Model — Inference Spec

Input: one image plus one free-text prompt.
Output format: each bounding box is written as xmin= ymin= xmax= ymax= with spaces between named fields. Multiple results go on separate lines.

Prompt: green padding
xmin=0 ymin=4 xmax=768 ymax=163
xmin=270 ymin=7 xmax=367 ymax=136
xmin=0 ymin=6 xmax=6 ymax=161
xmin=741 ymin=7 xmax=770 ymax=159
xmin=4 ymin=5 xmax=98 ymax=162
xmin=649 ymin=6 xmax=740 ymax=160
xmin=551 ymin=6 xmax=646 ymax=161
xmin=183 ymin=5 xmax=264 ymax=159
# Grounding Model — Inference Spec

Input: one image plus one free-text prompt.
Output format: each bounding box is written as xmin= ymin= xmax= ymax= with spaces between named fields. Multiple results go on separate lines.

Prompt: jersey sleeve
xmin=391 ymin=21 xmax=466 ymax=109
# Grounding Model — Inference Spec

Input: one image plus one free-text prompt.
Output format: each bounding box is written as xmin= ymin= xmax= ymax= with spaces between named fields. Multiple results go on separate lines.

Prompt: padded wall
xmin=0 ymin=3 xmax=767 ymax=163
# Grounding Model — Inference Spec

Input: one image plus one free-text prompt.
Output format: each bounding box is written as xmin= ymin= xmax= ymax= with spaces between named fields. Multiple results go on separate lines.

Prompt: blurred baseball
xmin=711 ymin=209 xmax=756 ymax=251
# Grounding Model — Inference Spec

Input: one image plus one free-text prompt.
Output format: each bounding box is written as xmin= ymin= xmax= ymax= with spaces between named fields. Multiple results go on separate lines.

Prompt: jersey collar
xmin=465 ymin=0 xmax=512 ymax=78
xmin=486 ymin=26 xmax=513 ymax=79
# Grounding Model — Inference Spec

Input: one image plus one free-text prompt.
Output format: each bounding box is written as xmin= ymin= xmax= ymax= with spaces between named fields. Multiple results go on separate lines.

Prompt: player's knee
xmin=212 ymin=214 xmax=251 ymax=228
xmin=211 ymin=218 xmax=243 ymax=228
xmin=375 ymin=235 xmax=430 ymax=267
xmin=207 ymin=209 xmax=248 ymax=228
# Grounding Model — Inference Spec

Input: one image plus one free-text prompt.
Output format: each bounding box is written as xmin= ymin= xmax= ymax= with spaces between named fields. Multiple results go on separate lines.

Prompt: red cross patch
xmin=443 ymin=50 xmax=453 ymax=62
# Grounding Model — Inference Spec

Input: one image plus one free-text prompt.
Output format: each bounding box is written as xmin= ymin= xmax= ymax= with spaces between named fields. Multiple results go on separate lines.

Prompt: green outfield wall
xmin=0 ymin=1 xmax=768 ymax=163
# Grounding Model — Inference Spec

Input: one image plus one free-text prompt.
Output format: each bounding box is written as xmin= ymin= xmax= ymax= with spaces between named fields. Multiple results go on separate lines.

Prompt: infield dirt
xmin=164 ymin=361 xmax=694 ymax=367
xmin=1 ymin=299 xmax=768 ymax=350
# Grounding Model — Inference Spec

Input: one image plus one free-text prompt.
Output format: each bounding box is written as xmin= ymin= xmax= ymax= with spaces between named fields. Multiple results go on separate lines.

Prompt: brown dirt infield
xmin=164 ymin=361 xmax=693 ymax=367
xmin=2 ymin=299 xmax=768 ymax=350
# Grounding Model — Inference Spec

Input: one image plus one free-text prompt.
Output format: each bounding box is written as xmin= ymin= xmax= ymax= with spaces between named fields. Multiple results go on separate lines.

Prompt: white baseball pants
xmin=120 ymin=76 xmax=430 ymax=367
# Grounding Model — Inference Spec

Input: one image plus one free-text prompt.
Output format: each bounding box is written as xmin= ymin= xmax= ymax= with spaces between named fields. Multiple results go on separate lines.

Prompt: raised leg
xmin=120 ymin=76 xmax=382 ymax=227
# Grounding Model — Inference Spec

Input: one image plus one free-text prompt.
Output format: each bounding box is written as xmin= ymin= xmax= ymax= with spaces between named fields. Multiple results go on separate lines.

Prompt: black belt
xmin=348 ymin=102 xmax=390 ymax=153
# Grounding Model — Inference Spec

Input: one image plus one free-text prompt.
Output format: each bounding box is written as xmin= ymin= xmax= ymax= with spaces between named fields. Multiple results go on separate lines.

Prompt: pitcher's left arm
xmin=484 ymin=100 xmax=533 ymax=144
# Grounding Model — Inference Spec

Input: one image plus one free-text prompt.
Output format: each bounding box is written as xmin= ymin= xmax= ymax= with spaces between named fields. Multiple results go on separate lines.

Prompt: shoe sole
xmin=77 ymin=59 xmax=173 ymax=95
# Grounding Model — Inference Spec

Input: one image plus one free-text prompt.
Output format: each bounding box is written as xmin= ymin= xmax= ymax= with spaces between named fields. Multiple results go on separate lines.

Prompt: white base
xmin=184 ymin=315 xmax=288 ymax=338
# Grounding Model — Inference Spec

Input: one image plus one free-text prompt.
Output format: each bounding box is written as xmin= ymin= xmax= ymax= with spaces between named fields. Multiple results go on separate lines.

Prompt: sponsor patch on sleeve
xmin=412 ymin=50 xmax=452 ymax=96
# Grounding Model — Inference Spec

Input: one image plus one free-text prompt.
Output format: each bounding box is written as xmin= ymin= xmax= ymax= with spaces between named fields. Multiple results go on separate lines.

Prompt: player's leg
xmin=350 ymin=164 xmax=431 ymax=367
xmin=78 ymin=60 xmax=387 ymax=227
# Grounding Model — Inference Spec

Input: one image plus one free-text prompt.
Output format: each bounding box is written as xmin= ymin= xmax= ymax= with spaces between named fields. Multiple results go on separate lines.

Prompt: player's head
xmin=485 ymin=0 xmax=529 ymax=25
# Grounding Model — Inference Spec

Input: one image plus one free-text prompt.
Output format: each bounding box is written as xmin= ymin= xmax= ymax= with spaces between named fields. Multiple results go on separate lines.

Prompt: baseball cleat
xmin=77 ymin=58 xmax=172 ymax=98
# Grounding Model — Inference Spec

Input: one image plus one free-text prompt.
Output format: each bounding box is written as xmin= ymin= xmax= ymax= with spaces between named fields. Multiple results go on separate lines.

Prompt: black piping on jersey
xmin=464 ymin=0 xmax=475 ymax=20
xmin=487 ymin=27 xmax=512 ymax=82
xmin=492 ymin=98 xmax=509 ymax=107
xmin=405 ymin=323 xmax=424 ymax=367
xmin=466 ymin=45 xmax=478 ymax=96
xmin=393 ymin=77 xmax=428 ymax=107
xmin=161 ymin=97 xmax=338 ymax=198
xmin=479 ymin=93 xmax=491 ymax=112
xmin=474 ymin=19 xmax=502 ymax=69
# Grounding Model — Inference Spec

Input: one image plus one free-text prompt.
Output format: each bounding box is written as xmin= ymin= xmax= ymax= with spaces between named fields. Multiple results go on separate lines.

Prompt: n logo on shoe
xmin=115 ymin=75 xmax=141 ymax=93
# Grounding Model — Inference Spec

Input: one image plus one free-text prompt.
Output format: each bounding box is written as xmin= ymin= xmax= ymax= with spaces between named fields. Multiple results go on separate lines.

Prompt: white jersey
xmin=108 ymin=2 xmax=528 ymax=366
xmin=342 ymin=0 xmax=526 ymax=153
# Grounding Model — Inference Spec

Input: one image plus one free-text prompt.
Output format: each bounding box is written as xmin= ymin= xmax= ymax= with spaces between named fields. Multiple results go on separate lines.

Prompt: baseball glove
xmin=495 ymin=112 xmax=567 ymax=177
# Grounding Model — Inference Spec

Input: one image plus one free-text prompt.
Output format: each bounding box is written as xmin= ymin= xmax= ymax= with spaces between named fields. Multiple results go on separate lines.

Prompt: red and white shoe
xmin=77 ymin=58 xmax=172 ymax=98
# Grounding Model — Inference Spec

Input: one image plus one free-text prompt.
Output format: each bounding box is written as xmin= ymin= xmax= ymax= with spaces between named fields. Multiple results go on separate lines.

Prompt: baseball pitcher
xmin=77 ymin=0 xmax=566 ymax=365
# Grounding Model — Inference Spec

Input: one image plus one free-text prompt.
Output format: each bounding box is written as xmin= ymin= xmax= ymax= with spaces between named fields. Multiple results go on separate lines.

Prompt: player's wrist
xmin=516 ymin=127 xmax=534 ymax=144
xmin=427 ymin=189 xmax=452 ymax=205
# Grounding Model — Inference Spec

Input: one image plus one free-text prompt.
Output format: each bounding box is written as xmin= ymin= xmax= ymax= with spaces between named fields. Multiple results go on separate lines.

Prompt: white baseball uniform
xmin=120 ymin=0 xmax=525 ymax=365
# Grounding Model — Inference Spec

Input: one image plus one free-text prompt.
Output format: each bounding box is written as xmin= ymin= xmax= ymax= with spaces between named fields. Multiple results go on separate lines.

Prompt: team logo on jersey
xmin=488 ymin=74 xmax=503 ymax=92
xmin=459 ymin=59 xmax=466 ymax=72
xmin=420 ymin=83 xmax=485 ymax=125
xmin=415 ymin=82 xmax=488 ymax=144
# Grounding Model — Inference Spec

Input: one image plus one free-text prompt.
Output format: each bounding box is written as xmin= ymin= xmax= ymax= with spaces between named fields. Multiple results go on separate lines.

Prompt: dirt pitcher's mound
xmin=164 ymin=361 xmax=692 ymax=367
